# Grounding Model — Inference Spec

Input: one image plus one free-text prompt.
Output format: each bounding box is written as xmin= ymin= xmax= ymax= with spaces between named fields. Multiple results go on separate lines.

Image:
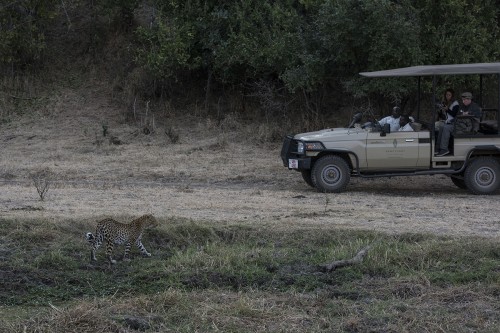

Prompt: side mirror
xmin=347 ymin=112 xmax=363 ymax=128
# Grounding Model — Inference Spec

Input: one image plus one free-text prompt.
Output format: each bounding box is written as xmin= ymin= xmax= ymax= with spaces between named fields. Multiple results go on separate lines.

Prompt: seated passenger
xmin=435 ymin=88 xmax=459 ymax=132
xmin=378 ymin=106 xmax=401 ymax=132
xmin=435 ymin=91 xmax=478 ymax=156
xmin=398 ymin=115 xmax=414 ymax=131
xmin=455 ymin=92 xmax=481 ymax=133
xmin=435 ymin=93 xmax=460 ymax=157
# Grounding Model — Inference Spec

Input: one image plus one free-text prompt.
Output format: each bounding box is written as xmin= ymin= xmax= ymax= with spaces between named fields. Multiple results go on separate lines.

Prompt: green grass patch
xmin=1 ymin=216 xmax=499 ymax=332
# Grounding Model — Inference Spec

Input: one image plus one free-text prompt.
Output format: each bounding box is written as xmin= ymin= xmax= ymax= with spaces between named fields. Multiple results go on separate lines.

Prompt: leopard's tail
xmin=85 ymin=232 xmax=95 ymax=243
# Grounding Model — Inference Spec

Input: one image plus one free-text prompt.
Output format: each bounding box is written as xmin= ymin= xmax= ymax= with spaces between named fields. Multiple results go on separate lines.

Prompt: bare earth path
xmin=1 ymin=86 xmax=499 ymax=238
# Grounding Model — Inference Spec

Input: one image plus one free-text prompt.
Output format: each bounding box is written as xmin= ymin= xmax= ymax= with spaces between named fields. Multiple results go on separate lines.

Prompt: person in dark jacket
xmin=434 ymin=91 xmax=462 ymax=156
xmin=435 ymin=88 xmax=459 ymax=132
xmin=456 ymin=91 xmax=482 ymax=133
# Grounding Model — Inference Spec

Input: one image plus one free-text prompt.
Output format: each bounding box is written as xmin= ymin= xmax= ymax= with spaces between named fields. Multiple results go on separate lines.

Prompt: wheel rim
xmin=475 ymin=166 xmax=496 ymax=187
xmin=321 ymin=165 xmax=342 ymax=185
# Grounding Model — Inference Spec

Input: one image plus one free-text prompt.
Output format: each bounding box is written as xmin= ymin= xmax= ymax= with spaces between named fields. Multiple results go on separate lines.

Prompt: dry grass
xmin=1 ymin=79 xmax=499 ymax=238
xmin=10 ymin=290 xmax=497 ymax=332
xmin=1 ymin=74 xmax=500 ymax=332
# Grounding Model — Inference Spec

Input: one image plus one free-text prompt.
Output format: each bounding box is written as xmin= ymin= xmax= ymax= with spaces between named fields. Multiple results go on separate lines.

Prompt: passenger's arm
xmin=448 ymin=104 xmax=460 ymax=117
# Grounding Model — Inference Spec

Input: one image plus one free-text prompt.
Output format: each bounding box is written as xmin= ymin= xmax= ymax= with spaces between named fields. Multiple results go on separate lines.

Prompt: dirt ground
xmin=1 ymin=85 xmax=499 ymax=239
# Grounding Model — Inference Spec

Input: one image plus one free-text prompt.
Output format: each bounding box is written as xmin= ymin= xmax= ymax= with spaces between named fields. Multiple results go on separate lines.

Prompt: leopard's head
xmin=141 ymin=214 xmax=158 ymax=228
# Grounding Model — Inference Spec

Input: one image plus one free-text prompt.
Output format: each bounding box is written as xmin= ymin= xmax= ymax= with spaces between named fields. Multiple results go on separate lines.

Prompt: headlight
xmin=304 ymin=142 xmax=325 ymax=150
xmin=297 ymin=142 xmax=304 ymax=154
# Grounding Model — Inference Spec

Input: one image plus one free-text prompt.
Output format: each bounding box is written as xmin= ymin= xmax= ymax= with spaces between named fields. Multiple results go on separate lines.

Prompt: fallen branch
xmin=321 ymin=245 xmax=371 ymax=272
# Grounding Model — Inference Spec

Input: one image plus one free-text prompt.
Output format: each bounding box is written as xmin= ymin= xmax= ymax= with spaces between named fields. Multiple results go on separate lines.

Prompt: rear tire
xmin=464 ymin=157 xmax=500 ymax=195
xmin=311 ymin=155 xmax=350 ymax=193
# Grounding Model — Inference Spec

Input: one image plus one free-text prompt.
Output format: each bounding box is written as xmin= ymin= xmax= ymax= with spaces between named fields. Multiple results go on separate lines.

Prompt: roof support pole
xmin=431 ymin=75 xmax=436 ymax=134
xmin=479 ymin=75 xmax=483 ymax=106
xmin=417 ymin=77 xmax=421 ymax=119
xmin=497 ymin=73 xmax=500 ymax=124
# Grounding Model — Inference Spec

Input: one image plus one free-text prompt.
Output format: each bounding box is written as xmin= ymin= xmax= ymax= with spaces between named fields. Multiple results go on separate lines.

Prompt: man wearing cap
xmin=435 ymin=92 xmax=481 ymax=157
xmin=457 ymin=92 xmax=482 ymax=133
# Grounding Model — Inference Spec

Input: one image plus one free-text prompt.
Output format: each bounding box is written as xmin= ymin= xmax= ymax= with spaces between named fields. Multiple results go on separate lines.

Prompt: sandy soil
xmin=1 ymin=85 xmax=499 ymax=239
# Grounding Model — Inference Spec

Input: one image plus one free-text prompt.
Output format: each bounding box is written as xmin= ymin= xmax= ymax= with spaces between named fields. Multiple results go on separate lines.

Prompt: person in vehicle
xmin=435 ymin=88 xmax=459 ymax=132
xmin=378 ymin=106 xmax=401 ymax=131
xmin=456 ymin=92 xmax=482 ymax=133
xmin=398 ymin=115 xmax=414 ymax=131
xmin=435 ymin=91 xmax=478 ymax=157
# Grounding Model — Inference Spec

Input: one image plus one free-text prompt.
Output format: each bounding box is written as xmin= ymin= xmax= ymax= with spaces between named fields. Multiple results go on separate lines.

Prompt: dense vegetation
xmin=2 ymin=0 xmax=500 ymax=125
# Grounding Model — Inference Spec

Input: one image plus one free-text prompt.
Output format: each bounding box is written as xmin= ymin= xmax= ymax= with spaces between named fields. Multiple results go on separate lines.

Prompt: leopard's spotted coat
xmin=85 ymin=214 xmax=158 ymax=264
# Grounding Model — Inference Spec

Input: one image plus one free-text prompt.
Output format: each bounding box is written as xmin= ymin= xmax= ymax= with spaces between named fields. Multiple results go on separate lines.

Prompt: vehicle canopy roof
xmin=359 ymin=63 xmax=500 ymax=77
xmin=359 ymin=62 xmax=500 ymax=128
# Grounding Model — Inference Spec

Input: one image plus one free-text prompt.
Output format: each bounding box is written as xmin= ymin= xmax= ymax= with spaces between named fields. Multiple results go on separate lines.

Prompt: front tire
xmin=301 ymin=170 xmax=315 ymax=188
xmin=464 ymin=157 xmax=500 ymax=195
xmin=311 ymin=155 xmax=351 ymax=193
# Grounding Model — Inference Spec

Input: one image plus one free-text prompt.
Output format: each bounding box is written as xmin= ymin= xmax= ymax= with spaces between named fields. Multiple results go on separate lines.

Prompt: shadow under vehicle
xmin=280 ymin=63 xmax=500 ymax=194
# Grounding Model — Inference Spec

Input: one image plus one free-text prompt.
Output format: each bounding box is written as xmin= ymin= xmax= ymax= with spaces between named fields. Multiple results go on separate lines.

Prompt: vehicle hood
xmin=294 ymin=127 xmax=367 ymax=142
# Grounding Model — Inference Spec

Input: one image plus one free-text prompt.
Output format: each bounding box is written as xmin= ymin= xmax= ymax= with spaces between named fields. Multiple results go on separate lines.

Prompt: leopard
xmin=85 ymin=214 xmax=158 ymax=264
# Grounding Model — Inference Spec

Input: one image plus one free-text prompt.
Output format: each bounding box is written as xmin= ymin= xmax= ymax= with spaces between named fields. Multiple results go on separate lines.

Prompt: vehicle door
xmin=365 ymin=131 xmax=420 ymax=169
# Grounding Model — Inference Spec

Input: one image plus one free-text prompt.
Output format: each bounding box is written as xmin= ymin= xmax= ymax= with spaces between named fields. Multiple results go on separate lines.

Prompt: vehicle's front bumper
xmin=280 ymin=135 xmax=311 ymax=170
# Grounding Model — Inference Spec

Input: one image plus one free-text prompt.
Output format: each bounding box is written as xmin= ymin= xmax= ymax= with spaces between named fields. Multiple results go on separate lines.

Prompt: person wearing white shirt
xmin=378 ymin=106 xmax=401 ymax=132
xmin=398 ymin=115 xmax=414 ymax=131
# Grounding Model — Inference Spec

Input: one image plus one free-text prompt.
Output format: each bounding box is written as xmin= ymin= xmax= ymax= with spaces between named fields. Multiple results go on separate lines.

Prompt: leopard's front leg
xmin=105 ymin=241 xmax=117 ymax=264
xmin=91 ymin=249 xmax=97 ymax=262
xmin=123 ymin=242 xmax=132 ymax=262
xmin=87 ymin=232 xmax=101 ymax=262
xmin=136 ymin=239 xmax=152 ymax=257
xmin=90 ymin=239 xmax=100 ymax=261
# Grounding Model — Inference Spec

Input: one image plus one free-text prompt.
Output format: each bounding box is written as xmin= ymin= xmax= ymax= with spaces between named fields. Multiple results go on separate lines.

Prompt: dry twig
xmin=32 ymin=171 xmax=51 ymax=201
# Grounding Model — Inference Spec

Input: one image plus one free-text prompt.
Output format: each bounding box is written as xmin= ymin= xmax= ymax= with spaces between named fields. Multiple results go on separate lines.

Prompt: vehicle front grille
xmin=280 ymin=135 xmax=297 ymax=166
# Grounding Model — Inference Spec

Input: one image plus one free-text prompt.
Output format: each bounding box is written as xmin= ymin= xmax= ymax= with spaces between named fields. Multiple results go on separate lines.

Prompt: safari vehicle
xmin=280 ymin=63 xmax=500 ymax=195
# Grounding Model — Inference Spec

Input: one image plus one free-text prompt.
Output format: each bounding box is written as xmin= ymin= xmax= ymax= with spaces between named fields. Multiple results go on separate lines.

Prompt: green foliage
xmin=135 ymin=14 xmax=198 ymax=79
xmin=95 ymin=0 xmax=142 ymax=29
xmin=2 ymin=0 xmax=500 ymax=115
xmin=0 ymin=0 xmax=58 ymax=71
xmin=292 ymin=0 xmax=424 ymax=97
xmin=210 ymin=1 xmax=303 ymax=83
xmin=134 ymin=0 xmax=303 ymax=84
xmin=130 ymin=0 xmax=500 ymax=104
xmin=416 ymin=0 xmax=500 ymax=64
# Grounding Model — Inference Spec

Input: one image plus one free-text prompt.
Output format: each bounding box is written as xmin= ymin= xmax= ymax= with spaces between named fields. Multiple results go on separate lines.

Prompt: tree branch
xmin=321 ymin=245 xmax=371 ymax=272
